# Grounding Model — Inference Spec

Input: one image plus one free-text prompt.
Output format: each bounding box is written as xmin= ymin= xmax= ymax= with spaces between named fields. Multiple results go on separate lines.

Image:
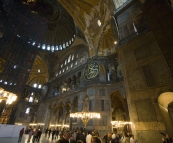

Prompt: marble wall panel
xmin=135 ymin=98 xmax=157 ymax=121
xmin=124 ymin=50 xmax=136 ymax=70
xmin=99 ymin=89 xmax=105 ymax=96
xmin=135 ymin=122 xmax=166 ymax=131
xmin=99 ymin=115 xmax=107 ymax=126
xmin=142 ymin=65 xmax=156 ymax=87
xmin=104 ymin=100 xmax=110 ymax=111
xmin=127 ymin=67 xmax=147 ymax=92
xmin=136 ymin=130 xmax=166 ymax=143
xmin=95 ymin=100 xmax=101 ymax=112
xmin=134 ymin=45 xmax=152 ymax=61
xmin=152 ymin=58 xmax=173 ymax=86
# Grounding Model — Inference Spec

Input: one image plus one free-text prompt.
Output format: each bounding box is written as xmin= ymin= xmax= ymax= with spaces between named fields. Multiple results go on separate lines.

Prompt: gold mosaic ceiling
xmin=28 ymin=0 xmax=118 ymax=85
xmin=58 ymin=0 xmax=117 ymax=57
xmin=26 ymin=55 xmax=48 ymax=87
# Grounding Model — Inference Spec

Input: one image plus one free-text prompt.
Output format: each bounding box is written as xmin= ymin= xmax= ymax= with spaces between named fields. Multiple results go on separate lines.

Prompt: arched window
xmin=68 ymin=55 xmax=71 ymax=63
xmin=71 ymin=63 xmax=73 ymax=68
xmin=63 ymin=44 xmax=66 ymax=49
xmin=55 ymin=46 xmax=59 ymax=51
xmin=69 ymin=40 xmax=71 ymax=44
xmin=33 ymin=83 xmax=37 ymax=88
xmin=29 ymin=96 xmax=33 ymax=102
xmin=51 ymin=46 xmax=54 ymax=51
xmin=42 ymin=44 xmax=46 ymax=50
xmin=72 ymin=54 xmax=74 ymax=60
xmin=113 ymin=0 xmax=128 ymax=8
xmin=47 ymin=45 xmax=50 ymax=50
xmin=75 ymin=61 xmax=78 ymax=65
xmin=38 ymin=84 xmax=42 ymax=89
xmin=59 ymin=45 xmax=62 ymax=50
xmin=25 ymin=108 xmax=30 ymax=114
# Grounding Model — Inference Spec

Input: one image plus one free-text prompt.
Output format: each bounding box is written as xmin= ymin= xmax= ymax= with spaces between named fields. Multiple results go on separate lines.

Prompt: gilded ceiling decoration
xmin=58 ymin=0 xmax=116 ymax=57
xmin=26 ymin=55 xmax=48 ymax=86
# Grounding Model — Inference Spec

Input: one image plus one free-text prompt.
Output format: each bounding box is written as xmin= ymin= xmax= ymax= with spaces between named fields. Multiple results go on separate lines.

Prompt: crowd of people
xmin=18 ymin=127 xmax=173 ymax=143
xmin=19 ymin=127 xmax=138 ymax=143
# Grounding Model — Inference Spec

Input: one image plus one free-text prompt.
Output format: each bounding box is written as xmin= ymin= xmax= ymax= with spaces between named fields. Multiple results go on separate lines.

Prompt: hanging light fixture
xmin=70 ymin=95 xmax=101 ymax=128
xmin=0 ymin=87 xmax=17 ymax=104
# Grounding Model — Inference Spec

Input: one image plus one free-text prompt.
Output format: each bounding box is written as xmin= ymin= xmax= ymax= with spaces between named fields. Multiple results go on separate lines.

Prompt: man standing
xmin=27 ymin=128 xmax=33 ymax=142
xmin=86 ymin=131 xmax=92 ymax=143
xmin=56 ymin=130 xmax=72 ymax=143
xmin=18 ymin=128 xmax=24 ymax=142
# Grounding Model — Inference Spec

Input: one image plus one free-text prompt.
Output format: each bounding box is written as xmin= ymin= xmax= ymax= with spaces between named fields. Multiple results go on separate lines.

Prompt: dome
xmin=1 ymin=0 xmax=76 ymax=52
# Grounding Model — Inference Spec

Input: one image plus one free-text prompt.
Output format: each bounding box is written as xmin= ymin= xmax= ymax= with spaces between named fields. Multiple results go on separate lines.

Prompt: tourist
xmin=86 ymin=131 xmax=92 ymax=143
xmin=91 ymin=136 xmax=102 ymax=143
xmin=27 ymin=128 xmax=33 ymax=142
xmin=56 ymin=130 xmax=72 ymax=143
xmin=18 ymin=128 xmax=24 ymax=142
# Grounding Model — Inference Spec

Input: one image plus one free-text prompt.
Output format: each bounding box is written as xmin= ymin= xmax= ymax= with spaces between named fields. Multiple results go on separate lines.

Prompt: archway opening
xmin=158 ymin=92 xmax=173 ymax=138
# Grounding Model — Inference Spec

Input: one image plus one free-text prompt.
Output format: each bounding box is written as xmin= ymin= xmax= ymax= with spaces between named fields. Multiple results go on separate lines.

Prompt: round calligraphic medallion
xmin=84 ymin=61 xmax=100 ymax=80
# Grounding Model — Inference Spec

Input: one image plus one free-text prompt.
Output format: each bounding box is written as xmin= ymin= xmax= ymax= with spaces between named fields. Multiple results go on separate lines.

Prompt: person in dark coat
xmin=103 ymin=132 xmax=112 ymax=143
xmin=18 ymin=128 xmax=24 ymax=142
xmin=76 ymin=129 xmax=86 ymax=143
xmin=52 ymin=129 xmax=56 ymax=140
xmin=56 ymin=130 xmax=72 ymax=143
xmin=37 ymin=129 xmax=42 ymax=141
xmin=45 ymin=128 xmax=48 ymax=137
xmin=48 ymin=128 xmax=52 ymax=139
xmin=91 ymin=136 xmax=102 ymax=143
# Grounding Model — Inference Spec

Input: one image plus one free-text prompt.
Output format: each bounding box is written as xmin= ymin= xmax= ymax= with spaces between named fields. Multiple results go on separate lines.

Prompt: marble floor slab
xmin=0 ymin=134 xmax=58 ymax=143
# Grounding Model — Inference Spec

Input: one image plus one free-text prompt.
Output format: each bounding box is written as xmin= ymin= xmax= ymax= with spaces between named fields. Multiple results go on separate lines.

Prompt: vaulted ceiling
xmin=27 ymin=0 xmax=118 ymax=87
xmin=58 ymin=0 xmax=117 ymax=57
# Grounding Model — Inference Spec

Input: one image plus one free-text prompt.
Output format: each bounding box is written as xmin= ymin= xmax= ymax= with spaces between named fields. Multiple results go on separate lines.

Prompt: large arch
xmin=158 ymin=92 xmax=173 ymax=137
xmin=110 ymin=91 xmax=126 ymax=121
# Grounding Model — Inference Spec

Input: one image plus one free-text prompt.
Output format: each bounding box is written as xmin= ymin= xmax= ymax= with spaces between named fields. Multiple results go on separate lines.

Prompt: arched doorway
xmin=110 ymin=91 xmax=130 ymax=133
xmin=158 ymin=92 xmax=173 ymax=137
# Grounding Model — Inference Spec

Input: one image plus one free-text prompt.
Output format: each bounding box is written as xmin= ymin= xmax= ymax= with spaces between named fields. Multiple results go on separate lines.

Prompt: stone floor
xmin=0 ymin=134 xmax=58 ymax=143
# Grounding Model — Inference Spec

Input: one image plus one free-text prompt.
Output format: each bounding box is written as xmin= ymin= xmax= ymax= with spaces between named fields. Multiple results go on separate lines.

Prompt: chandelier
xmin=70 ymin=95 xmax=100 ymax=128
xmin=0 ymin=88 xmax=17 ymax=104
xmin=111 ymin=121 xmax=132 ymax=127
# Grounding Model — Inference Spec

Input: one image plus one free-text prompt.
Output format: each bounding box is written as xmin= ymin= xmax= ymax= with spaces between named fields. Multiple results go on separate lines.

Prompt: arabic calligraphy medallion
xmin=84 ymin=61 xmax=99 ymax=80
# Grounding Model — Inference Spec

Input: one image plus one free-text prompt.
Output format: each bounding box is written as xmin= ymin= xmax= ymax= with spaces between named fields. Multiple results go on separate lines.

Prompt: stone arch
xmin=110 ymin=91 xmax=126 ymax=121
xmin=158 ymin=92 xmax=173 ymax=137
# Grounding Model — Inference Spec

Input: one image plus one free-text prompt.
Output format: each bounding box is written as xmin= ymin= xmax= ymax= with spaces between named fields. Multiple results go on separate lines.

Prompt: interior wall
xmin=117 ymin=30 xmax=173 ymax=142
